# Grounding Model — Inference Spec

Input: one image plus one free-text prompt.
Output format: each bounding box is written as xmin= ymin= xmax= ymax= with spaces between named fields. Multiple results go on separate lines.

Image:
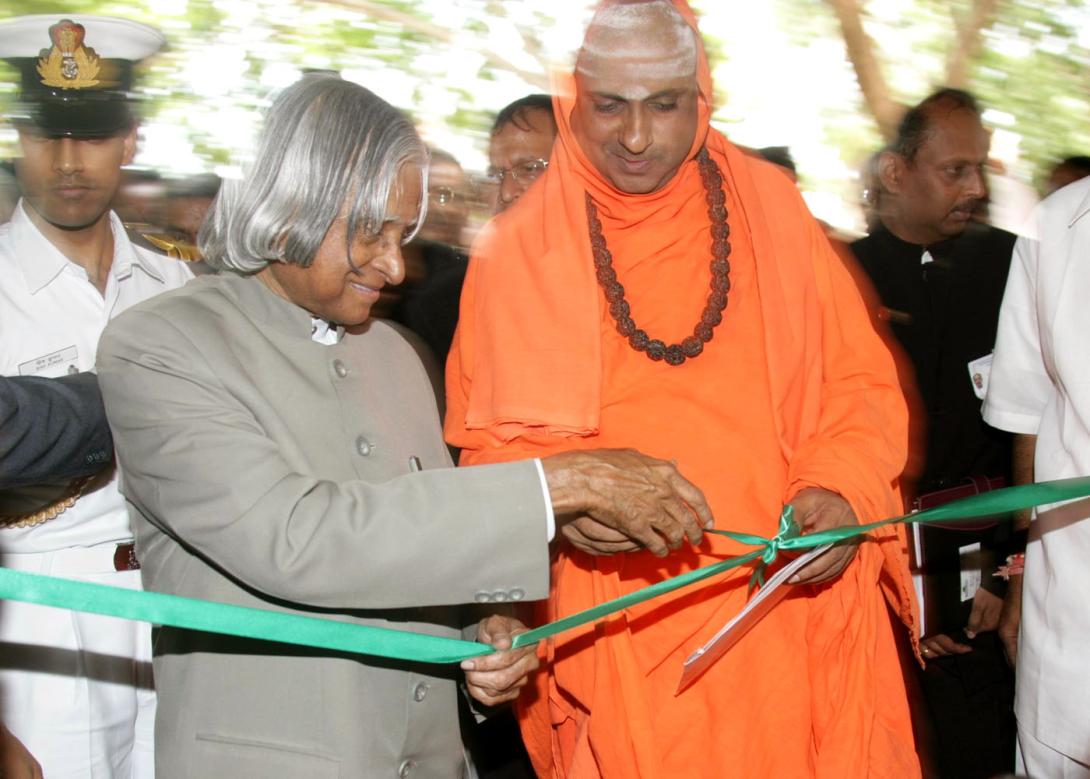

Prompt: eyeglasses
xmin=486 ymin=159 xmax=549 ymax=185
xmin=429 ymin=187 xmax=464 ymax=205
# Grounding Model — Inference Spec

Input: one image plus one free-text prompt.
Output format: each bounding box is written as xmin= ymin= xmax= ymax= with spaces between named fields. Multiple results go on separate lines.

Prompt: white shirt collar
xmin=310 ymin=316 xmax=344 ymax=345
xmin=10 ymin=199 xmax=164 ymax=294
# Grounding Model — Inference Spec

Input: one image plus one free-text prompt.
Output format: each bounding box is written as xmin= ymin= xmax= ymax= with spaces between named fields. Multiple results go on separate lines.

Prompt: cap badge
xmin=37 ymin=20 xmax=101 ymax=89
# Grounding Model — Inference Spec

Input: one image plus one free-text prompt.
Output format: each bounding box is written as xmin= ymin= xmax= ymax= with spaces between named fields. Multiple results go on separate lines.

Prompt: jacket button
xmin=474 ymin=591 xmax=492 ymax=603
xmin=509 ymin=588 xmax=525 ymax=601
xmin=332 ymin=359 xmax=348 ymax=378
xmin=413 ymin=682 xmax=429 ymax=702
xmin=398 ymin=759 xmax=416 ymax=778
xmin=355 ymin=436 xmax=373 ymax=457
xmin=492 ymin=590 xmax=509 ymax=602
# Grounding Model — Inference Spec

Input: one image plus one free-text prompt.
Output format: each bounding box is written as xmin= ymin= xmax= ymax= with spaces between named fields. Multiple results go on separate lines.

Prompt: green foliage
xmin=3 ymin=0 xmax=1086 ymax=210
xmin=775 ymin=0 xmax=1090 ymax=183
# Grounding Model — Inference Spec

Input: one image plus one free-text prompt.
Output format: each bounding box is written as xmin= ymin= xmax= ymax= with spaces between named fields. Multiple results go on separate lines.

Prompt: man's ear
xmin=877 ymin=150 xmax=904 ymax=195
xmin=120 ymin=123 xmax=138 ymax=166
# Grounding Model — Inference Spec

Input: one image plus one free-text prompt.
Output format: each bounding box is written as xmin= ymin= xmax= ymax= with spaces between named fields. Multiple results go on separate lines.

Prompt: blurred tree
xmin=3 ymin=0 xmax=1085 ymax=212
xmin=780 ymin=0 xmax=1090 ymax=180
xmin=0 ymin=0 xmax=564 ymax=170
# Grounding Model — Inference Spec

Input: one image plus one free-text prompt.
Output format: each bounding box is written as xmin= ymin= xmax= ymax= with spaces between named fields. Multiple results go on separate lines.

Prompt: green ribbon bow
xmin=709 ymin=504 xmax=802 ymax=589
xmin=1 ymin=476 xmax=1088 ymax=662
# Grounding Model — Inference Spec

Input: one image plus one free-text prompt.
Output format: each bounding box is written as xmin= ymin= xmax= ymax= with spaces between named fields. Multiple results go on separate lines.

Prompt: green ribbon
xmin=513 ymin=475 xmax=1090 ymax=648
xmin=0 ymin=567 xmax=492 ymax=664
xmin=2 ymin=476 xmax=1089 ymax=662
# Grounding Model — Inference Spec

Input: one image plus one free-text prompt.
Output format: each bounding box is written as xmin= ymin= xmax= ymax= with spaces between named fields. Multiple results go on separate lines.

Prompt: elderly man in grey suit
xmin=96 ymin=75 xmax=712 ymax=778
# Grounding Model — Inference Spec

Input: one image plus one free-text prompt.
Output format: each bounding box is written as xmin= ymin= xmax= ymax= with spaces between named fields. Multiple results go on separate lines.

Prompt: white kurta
xmin=0 ymin=200 xmax=192 ymax=778
xmin=982 ymin=177 xmax=1090 ymax=767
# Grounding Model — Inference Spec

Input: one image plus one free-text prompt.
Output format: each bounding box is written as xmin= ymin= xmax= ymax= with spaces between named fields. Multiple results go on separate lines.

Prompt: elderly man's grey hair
xmin=577 ymin=0 xmax=697 ymax=82
xmin=200 ymin=74 xmax=428 ymax=273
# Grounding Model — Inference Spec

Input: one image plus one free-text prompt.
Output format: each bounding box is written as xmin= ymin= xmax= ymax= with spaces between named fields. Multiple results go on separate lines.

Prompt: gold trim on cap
xmin=37 ymin=19 xmax=101 ymax=89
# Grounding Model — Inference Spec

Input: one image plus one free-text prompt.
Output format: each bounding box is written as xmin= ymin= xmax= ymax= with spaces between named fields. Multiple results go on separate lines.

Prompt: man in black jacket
xmin=851 ymin=88 xmax=1016 ymax=779
xmin=0 ymin=373 xmax=112 ymax=490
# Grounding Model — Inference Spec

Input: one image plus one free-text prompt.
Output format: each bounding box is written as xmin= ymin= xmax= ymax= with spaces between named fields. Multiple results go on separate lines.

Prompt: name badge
xmin=18 ymin=345 xmax=79 ymax=378
xmin=959 ymin=542 xmax=983 ymax=602
xmin=967 ymin=352 xmax=993 ymax=400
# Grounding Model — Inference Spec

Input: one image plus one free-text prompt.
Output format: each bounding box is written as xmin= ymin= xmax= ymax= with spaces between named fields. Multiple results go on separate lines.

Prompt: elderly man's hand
xmin=541 ymin=449 xmax=713 ymax=557
xmin=787 ymin=487 xmax=860 ymax=585
xmin=561 ymin=516 xmax=641 ymax=556
xmin=461 ymin=615 xmax=539 ymax=708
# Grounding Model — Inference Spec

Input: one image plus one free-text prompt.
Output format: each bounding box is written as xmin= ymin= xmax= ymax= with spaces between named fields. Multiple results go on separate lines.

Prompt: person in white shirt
xmin=0 ymin=15 xmax=192 ymax=778
xmin=983 ymin=175 xmax=1090 ymax=777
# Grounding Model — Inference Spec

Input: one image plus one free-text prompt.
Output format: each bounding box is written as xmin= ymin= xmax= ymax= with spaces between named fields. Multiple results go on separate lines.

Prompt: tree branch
xmin=326 ymin=0 xmax=550 ymax=90
xmin=945 ymin=0 xmax=1002 ymax=88
xmin=825 ymin=0 xmax=901 ymax=142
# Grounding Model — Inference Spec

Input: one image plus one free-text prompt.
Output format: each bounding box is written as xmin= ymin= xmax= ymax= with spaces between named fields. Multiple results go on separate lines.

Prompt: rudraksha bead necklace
xmin=585 ymin=147 xmax=731 ymax=366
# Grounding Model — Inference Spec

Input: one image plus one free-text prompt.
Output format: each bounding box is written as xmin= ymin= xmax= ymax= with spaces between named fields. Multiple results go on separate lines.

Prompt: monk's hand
xmin=561 ymin=515 xmax=641 ymax=556
xmin=462 ymin=615 xmax=539 ymax=708
xmin=787 ymin=487 xmax=860 ymax=585
xmin=541 ymin=448 xmax=713 ymax=558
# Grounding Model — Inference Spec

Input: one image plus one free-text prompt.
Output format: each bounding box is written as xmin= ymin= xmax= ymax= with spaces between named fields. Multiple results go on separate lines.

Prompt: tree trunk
xmin=946 ymin=0 xmax=1002 ymax=88
xmin=825 ymin=0 xmax=901 ymax=142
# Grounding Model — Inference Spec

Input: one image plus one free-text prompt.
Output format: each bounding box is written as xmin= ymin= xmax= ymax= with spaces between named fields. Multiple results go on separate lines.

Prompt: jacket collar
xmin=1068 ymin=180 xmax=1090 ymax=227
xmin=214 ymin=270 xmax=316 ymax=341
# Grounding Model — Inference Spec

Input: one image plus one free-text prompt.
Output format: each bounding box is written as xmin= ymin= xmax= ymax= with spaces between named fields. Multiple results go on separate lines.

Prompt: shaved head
xmin=577 ymin=0 xmax=697 ymax=85
xmin=570 ymin=0 xmax=701 ymax=193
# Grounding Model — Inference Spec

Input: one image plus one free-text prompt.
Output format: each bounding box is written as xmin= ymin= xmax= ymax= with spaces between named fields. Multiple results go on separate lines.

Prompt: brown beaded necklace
xmin=586 ymin=147 xmax=731 ymax=366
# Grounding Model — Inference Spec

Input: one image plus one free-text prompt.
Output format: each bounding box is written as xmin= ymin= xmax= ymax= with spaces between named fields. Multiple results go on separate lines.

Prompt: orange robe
xmin=446 ymin=4 xmax=920 ymax=776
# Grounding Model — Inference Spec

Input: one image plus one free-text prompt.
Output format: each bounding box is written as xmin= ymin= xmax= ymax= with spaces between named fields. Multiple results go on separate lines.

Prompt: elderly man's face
xmin=263 ymin=164 xmax=421 ymax=327
xmin=571 ymin=27 xmax=699 ymax=195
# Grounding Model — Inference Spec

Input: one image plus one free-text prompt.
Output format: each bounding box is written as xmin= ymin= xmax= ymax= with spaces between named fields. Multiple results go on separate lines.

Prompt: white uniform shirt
xmin=982 ymin=176 xmax=1090 ymax=763
xmin=0 ymin=200 xmax=193 ymax=553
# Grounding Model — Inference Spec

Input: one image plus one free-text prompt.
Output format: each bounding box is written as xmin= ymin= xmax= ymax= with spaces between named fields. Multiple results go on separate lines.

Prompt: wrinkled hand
xmin=998 ymin=574 xmax=1022 ymax=668
xmin=787 ymin=487 xmax=860 ymax=585
xmin=561 ymin=516 xmax=641 ymax=556
xmin=1 ymin=725 xmax=42 ymax=779
xmin=461 ymin=615 xmax=539 ymax=708
xmin=542 ymin=448 xmax=713 ymax=557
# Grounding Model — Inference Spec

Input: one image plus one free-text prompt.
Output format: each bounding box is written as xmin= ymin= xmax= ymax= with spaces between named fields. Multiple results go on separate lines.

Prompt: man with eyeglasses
xmin=420 ymin=148 xmax=470 ymax=248
xmin=389 ymin=149 xmax=471 ymax=370
xmin=488 ymin=94 xmax=557 ymax=214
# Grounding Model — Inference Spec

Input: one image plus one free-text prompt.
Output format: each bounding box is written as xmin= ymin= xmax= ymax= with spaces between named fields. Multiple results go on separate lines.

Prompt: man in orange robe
xmin=446 ymin=1 xmax=921 ymax=776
